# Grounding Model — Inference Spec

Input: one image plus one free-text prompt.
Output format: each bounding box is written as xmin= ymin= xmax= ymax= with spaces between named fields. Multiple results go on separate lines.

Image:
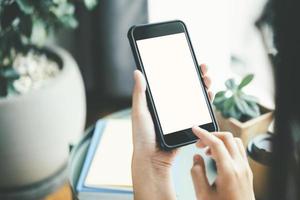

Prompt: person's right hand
xmin=191 ymin=127 xmax=255 ymax=200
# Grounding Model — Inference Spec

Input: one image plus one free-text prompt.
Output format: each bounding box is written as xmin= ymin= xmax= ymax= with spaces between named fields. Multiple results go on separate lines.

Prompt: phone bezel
xmin=128 ymin=20 xmax=218 ymax=150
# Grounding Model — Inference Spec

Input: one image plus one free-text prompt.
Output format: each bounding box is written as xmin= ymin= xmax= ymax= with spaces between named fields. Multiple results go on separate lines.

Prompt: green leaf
xmin=238 ymin=74 xmax=254 ymax=90
xmin=50 ymin=2 xmax=75 ymax=18
xmin=225 ymin=78 xmax=236 ymax=90
xmin=1 ymin=2 xmax=22 ymax=30
xmin=234 ymin=95 xmax=248 ymax=114
xmin=214 ymin=91 xmax=225 ymax=99
xmin=213 ymin=92 xmax=227 ymax=109
xmin=84 ymin=0 xmax=98 ymax=10
xmin=223 ymin=97 xmax=234 ymax=111
xmin=244 ymin=101 xmax=260 ymax=118
xmin=16 ymin=0 xmax=34 ymax=14
xmin=229 ymin=105 xmax=242 ymax=120
xmin=30 ymin=19 xmax=47 ymax=46
xmin=213 ymin=99 xmax=226 ymax=112
xmin=59 ymin=15 xmax=78 ymax=28
xmin=221 ymin=104 xmax=241 ymax=120
xmin=242 ymin=94 xmax=259 ymax=103
xmin=213 ymin=91 xmax=226 ymax=103
xmin=19 ymin=15 xmax=32 ymax=38
xmin=248 ymin=101 xmax=261 ymax=114
xmin=53 ymin=0 xmax=67 ymax=4
xmin=0 ymin=67 xmax=20 ymax=80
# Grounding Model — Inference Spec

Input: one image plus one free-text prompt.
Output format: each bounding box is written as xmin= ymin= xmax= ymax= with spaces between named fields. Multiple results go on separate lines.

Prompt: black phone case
xmin=128 ymin=20 xmax=218 ymax=151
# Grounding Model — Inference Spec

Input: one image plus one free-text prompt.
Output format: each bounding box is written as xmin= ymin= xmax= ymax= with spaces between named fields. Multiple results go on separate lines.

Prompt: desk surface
xmin=45 ymin=184 xmax=71 ymax=200
xmin=47 ymin=108 xmax=217 ymax=200
xmin=73 ymin=109 xmax=217 ymax=200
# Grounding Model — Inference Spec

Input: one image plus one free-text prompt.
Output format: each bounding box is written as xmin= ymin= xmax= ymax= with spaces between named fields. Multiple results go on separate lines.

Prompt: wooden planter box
xmin=215 ymin=105 xmax=273 ymax=146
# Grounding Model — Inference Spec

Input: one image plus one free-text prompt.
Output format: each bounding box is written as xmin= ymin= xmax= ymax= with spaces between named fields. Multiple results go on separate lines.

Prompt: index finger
xmin=192 ymin=126 xmax=232 ymax=171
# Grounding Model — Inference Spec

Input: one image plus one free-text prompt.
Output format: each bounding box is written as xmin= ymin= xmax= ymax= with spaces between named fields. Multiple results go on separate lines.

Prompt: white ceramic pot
xmin=0 ymin=46 xmax=86 ymax=188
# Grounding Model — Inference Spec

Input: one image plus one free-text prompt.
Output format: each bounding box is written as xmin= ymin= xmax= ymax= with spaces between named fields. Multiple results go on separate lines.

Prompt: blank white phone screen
xmin=136 ymin=33 xmax=212 ymax=135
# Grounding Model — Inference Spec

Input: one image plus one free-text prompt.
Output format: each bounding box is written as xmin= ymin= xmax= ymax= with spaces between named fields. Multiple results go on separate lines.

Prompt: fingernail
xmin=193 ymin=155 xmax=199 ymax=162
xmin=133 ymin=70 xmax=139 ymax=80
xmin=193 ymin=155 xmax=201 ymax=165
xmin=195 ymin=141 xmax=204 ymax=148
xmin=193 ymin=126 xmax=205 ymax=132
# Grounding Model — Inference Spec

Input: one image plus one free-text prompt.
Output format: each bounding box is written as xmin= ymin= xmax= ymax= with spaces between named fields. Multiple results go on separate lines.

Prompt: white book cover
xmin=85 ymin=119 xmax=133 ymax=190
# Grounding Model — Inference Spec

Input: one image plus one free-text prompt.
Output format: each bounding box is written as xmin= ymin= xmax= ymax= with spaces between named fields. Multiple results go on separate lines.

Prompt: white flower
xmin=10 ymin=50 xmax=60 ymax=95
xmin=13 ymin=54 xmax=28 ymax=75
xmin=13 ymin=76 xmax=32 ymax=94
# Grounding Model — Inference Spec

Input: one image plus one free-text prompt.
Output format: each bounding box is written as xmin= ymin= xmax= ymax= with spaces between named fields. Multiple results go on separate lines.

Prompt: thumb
xmin=131 ymin=70 xmax=155 ymax=146
xmin=191 ymin=154 xmax=211 ymax=199
xmin=132 ymin=70 xmax=148 ymax=118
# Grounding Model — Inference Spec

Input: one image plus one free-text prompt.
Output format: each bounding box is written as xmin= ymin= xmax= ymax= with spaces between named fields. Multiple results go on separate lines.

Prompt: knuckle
xmin=211 ymin=138 xmax=223 ymax=148
xmin=223 ymin=132 xmax=234 ymax=140
xmin=223 ymin=167 xmax=235 ymax=178
xmin=235 ymin=137 xmax=242 ymax=143
xmin=247 ymin=166 xmax=254 ymax=180
xmin=234 ymin=165 xmax=250 ymax=179
xmin=235 ymin=138 xmax=244 ymax=148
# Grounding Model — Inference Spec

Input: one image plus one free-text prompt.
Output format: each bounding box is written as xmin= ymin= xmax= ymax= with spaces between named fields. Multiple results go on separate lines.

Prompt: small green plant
xmin=213 ymin=74 xmax=261 ymax=122
xmin=0 ymin=0 xmax=98 ymax=97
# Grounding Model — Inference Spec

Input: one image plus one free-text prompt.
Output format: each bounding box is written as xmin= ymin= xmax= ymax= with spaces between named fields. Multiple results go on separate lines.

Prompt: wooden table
xmin=45 ymin=184 xmax=72 ymax=200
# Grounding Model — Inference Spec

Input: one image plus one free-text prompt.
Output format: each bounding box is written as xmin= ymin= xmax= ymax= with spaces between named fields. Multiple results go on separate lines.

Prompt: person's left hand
xmin=131 ymin=64 xmax=212 ymax=200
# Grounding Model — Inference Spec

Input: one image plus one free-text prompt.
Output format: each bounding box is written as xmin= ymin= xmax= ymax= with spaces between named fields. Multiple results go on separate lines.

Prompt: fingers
xmin=192 ymin=126 xmax=232 ymax=170
xmin=132 ymin=70 xmax=154 ymax=143
xmin=191 ymin=154 xmax=211 ymax=199
xmin=211 ymin=132 xmax=240 ymax=159
xmin=200 ymin=64 xmax=211 ymax=89
xmin=235 ymin=138 xmax=247 ymax=161
xmin=132 ymin=70 xmax=147 ymax=117
xmin=200 ymin=64 xmax=208 ymax=76
xmin=196 ymin=131 xmax=243 ymax=160
xmin=199 ymin=64 xmax=213 ymax=101
xmin=203 ymin=75 xmax=212 ymax=89
xmin=208 ymin=90 xmax=214 ymax=102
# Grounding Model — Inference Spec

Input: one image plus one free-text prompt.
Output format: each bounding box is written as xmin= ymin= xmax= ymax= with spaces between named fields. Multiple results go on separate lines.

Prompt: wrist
xmin=132 ymin=153 xmax=176 ymax=200
xmin=132 ymin=151 xmax=172 ymax=177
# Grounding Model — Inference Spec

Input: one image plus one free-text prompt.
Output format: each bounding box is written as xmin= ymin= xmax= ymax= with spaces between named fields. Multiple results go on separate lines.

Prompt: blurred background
xmin=0 ymin=0 xmax=276 ymax=199
xmin=55 ymin=0 xmax=274 ymax=126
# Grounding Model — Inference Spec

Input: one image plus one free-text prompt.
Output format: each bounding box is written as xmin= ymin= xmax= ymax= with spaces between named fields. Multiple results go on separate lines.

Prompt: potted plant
xmin=213 ymin=74 xmax=273 ymax=145
xmin=0 ymin=0 xmax=97 ymax=192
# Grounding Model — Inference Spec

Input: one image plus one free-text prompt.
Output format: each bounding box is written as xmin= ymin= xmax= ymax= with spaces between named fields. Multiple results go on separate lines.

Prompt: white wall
xmin=148 ymin=0 xmax=231 ymax=92
xmin=148 ymin=0 xmax=275 ymax=108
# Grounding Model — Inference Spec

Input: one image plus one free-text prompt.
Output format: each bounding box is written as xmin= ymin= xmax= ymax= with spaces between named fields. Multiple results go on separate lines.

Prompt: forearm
xmin=132 ymin=155 xmax=177 ymax=200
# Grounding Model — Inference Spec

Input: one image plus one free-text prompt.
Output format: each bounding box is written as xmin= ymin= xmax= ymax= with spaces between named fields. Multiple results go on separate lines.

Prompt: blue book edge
xmin=76 ymin=119 xmax=133 ymax=195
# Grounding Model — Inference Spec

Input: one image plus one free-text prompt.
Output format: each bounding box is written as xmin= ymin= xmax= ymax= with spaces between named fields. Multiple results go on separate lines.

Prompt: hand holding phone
xmin=131 ymin=65 xmax=213 ymax=200
xmin=128 ymin=20 xmax=218 ymax=150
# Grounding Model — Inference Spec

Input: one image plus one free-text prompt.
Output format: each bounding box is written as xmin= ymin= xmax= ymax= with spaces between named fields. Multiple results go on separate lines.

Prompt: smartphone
xmin=128 ymin=20 xmax=218 ymax=150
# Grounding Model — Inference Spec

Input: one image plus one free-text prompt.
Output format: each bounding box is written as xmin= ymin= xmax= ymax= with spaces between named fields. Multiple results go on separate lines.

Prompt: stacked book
xmin=76 ymin=119 xmax=133 ymax=200
xmin=76 ymin=118 xmax=217 ymax=200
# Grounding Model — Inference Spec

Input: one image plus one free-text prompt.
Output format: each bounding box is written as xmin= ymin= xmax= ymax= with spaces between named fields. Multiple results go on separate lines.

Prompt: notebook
xmin=85 ymin=119 xmax=132 ymax=190
xmin=76 ymin=119 xmax=133 ymax=199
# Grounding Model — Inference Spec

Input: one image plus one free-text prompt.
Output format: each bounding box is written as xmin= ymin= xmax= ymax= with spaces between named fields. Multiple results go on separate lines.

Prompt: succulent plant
xmin=213 ymin=74 xmax=261 ymax=122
